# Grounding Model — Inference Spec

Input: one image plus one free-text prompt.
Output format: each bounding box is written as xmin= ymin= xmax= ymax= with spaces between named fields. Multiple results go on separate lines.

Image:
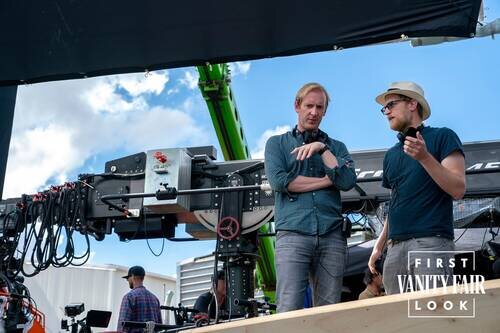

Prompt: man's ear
xmin=408 ymin=99 xmax=418 ymax=112
xmin=294 ymin=99 xmax=301 ymax=113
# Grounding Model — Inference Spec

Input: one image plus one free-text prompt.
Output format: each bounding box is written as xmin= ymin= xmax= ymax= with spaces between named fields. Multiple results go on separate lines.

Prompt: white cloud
xmin=3 ymin=70 xmax=209 ymax=198
xmin=5 ymin=125 xmax=79 ymax=196
xmin=82 ymin=71 xmax=169 ymax=114
xmin=229 ymin=61 xmax=251 ymax=76
xmin=113 ymin=71 xmax=169 ymax=96
xmin=83 ymin=80 xmax=148 ymax=114
xmin=251 ymin=125 xmax=291 ymax=159
xmin=121 ymin=106 xmax=207 ymax=152
xmin=179 ymin=70 xmax=199 ymax=90
xmin=167 ymin=87 xmax=180 ymax=95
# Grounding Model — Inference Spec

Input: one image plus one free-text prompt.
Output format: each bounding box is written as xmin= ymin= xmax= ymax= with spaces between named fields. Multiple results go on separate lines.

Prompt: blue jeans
xmin=275 ymin=229 xmax=346 ymax=313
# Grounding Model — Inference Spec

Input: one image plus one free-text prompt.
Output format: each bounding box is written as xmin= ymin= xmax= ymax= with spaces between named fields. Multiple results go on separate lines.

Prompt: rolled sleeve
xmin=326 ymin=142 xmax=357 ymax=191
xmin=264 ymin=136 xmax=298 ymax=193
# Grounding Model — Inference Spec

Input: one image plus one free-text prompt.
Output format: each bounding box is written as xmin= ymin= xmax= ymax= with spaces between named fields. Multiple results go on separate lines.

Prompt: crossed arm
xmin=265 ymin=137 xmax=357 ymax=194
xmin=287 ymin=141 xmax=337 ymax=193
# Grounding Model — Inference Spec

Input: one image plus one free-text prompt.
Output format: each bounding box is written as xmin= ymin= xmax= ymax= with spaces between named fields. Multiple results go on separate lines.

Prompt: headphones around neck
xmin=292 ymin=126 xmax=328 ymax=144
xmin=397 ymin=124 xmax=424 ymax=144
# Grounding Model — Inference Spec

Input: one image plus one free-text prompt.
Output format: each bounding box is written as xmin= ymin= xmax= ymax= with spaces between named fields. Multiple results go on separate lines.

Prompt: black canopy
xmin=0 ymin=0 xmax=482 ymax=86
xmin=0 ymin=0 xmax=482 ymax=198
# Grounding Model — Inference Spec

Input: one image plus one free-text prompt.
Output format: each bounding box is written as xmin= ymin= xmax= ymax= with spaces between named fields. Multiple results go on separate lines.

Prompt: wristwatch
xmin=318 ymin=144 xmax=329 ymax=156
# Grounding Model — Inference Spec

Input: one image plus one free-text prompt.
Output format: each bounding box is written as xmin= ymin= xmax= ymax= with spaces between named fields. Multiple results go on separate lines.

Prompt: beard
xmin=389 ymin=117 xmax=408 ymax=132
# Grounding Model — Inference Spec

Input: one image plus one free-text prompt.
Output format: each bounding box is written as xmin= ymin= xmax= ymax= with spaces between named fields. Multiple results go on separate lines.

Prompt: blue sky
xmin=4 ymin=4 xmax=500 ymax=277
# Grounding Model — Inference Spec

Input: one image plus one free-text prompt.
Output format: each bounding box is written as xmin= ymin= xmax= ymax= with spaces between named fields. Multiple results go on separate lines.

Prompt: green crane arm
xmin=197 ymin=63 xmax=276 ymax=299
xmin=197 ymin=64 xmax=249 ymax=160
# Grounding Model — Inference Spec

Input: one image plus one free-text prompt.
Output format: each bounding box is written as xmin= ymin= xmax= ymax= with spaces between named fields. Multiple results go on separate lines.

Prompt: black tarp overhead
xmin=0 ymin=0 xmax=482 ymax=86
xmin=0 ymin=87 xmax=17 ymax=200
xmin=0 ymin=0 xmax=482 ymax=198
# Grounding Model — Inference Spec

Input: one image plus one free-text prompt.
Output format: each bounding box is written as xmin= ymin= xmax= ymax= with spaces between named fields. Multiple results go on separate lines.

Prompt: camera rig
xmin=60 ymin=303 xmax=111 ymax=333
xmin=0 ymin=146 xmax=276 ymax=320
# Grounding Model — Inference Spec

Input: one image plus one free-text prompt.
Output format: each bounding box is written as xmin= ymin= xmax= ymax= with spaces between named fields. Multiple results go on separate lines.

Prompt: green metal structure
xmin=197 ymin=63 xmax=276 ymax=300
xmin=197 ymin=64 xmax=249 ymax=160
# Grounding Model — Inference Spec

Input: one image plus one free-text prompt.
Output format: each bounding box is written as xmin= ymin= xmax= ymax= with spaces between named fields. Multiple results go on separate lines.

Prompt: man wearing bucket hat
xmin=368 ymin=82 xmax=466 ymax=295
xmin=265 ymin=83 xmax=357 ymax=312
xmin=117 ymin=265 xmax=162 ymax=332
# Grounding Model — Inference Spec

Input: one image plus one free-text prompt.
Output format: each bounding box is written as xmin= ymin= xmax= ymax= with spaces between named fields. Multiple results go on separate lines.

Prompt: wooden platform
xmin=185 ymin=279 xmax=500 ymax=333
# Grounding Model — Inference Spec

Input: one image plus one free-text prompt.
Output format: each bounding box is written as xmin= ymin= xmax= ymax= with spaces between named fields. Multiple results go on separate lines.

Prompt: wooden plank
xmin=185 ymin=279 xmax=500 ymax=333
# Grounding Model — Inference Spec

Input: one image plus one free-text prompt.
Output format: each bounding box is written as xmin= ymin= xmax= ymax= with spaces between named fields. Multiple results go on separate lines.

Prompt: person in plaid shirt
xmin=117 ymin=266 xmax=162 ymax=332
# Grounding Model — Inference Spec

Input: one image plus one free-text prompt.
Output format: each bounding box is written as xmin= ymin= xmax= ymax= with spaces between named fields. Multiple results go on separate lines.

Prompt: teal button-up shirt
xmin=264 ymin=130 xmax=356 ymax=235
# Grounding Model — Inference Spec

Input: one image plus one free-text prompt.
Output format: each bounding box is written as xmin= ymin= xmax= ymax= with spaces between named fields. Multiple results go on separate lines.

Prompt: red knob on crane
xmin=153 ymin=151 xmax=168 ymax=164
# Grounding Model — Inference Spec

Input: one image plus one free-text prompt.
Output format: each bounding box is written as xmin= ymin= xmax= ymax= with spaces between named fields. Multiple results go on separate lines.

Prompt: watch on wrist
xmin=318 ymin=144 xmax=329 ymax=156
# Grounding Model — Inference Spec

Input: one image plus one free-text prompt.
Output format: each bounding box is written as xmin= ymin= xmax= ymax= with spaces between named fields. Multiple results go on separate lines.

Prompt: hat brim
xmin=122 ymin=275 xmax=130 ymax=279
xmin=376 ymin=89 xmax=430 ymax=120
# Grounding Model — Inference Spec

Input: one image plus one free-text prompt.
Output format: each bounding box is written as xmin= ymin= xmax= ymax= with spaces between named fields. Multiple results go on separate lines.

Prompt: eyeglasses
xmin=380 ymin=99 xmax=406 ymax=114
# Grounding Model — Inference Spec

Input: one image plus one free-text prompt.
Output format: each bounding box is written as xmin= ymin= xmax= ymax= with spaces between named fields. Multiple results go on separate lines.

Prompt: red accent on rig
xmin=153 ymin=151 xmax=168 ymax=164
xmin=216 ymin=216 xmax=241 ymax=240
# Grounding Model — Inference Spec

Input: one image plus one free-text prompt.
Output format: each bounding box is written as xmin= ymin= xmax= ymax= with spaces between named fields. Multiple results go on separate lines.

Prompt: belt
xmin=388 ymin=234 xmax=448 ymax=246
xmin=387 ymin=239 xmax=402 ymax=246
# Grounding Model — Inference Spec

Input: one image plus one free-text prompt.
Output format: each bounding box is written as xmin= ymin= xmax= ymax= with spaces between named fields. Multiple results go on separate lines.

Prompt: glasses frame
xmin=380 ymin=99 xmax=408 ymax=114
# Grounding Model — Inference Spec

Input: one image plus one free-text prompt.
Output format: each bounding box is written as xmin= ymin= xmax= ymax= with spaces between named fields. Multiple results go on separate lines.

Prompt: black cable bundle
xmin=0 ymin=183 xmax=91 ymax=278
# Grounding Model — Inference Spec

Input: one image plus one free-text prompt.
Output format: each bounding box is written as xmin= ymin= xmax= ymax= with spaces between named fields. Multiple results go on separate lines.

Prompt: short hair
xmin=295 ymin=83 xmax=330 ymax=110
xmin=416 ymin=104 xmax=424 ymax=119
xmin=395 ymin=94 xmax=423 ymax=119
